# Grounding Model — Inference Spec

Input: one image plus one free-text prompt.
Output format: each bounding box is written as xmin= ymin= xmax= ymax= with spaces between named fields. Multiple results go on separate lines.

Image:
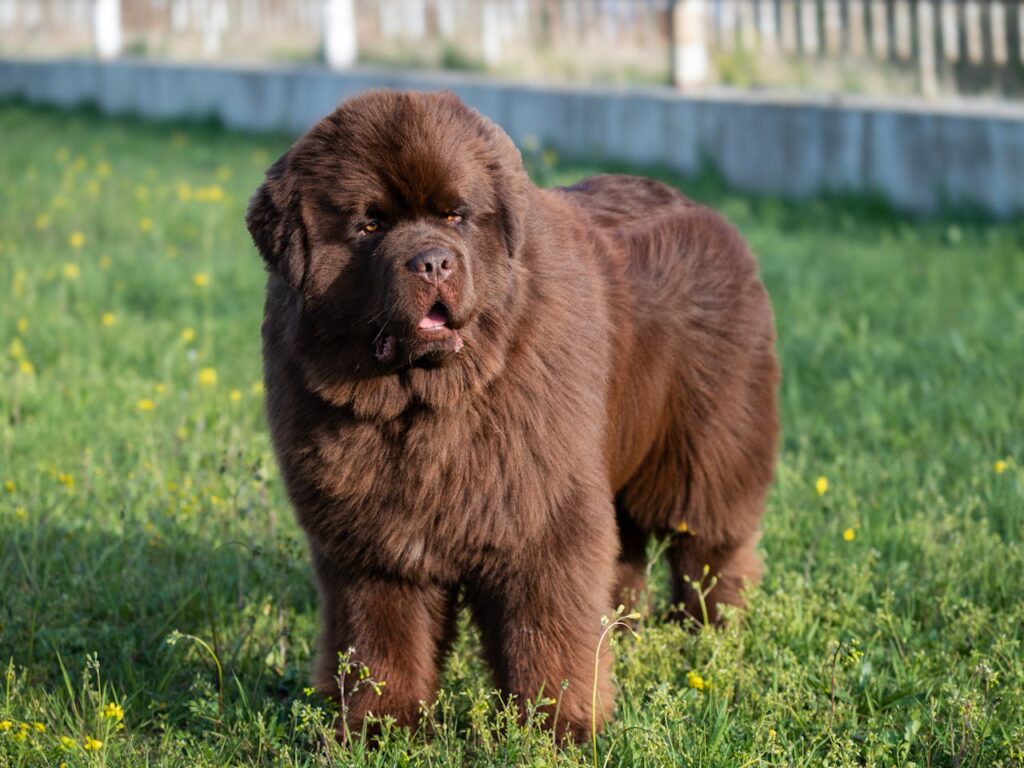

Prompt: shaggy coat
xmin=246 ymin=90 xmax=779 ymax=741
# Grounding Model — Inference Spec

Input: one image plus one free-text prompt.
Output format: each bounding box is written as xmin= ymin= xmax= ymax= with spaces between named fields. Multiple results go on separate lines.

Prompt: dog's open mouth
xmin=417 ymin=302 xmax=450 ymax=333
xmin=374 ymin=302 xmax=464 ymax=365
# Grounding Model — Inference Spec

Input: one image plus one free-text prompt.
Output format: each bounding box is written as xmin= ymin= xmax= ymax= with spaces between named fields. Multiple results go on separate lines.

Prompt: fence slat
xmin=918 ymin=0 xmax=937 ymax=96
xmin=1019 ymin=0 xmax=1024 ymax=64
xmin=780 ymin=0 xmax=798 ymax=52
xmin=759 ymin=0 xmax=778 ymax=53
xmin=941 ymin=0 xmax=958 ymax=61
xmin=894 ymin=0 xmax=911 ymax=60
xmin=991 ymin=0 xmax=1008 ymax=64
xmin=719 ymin=0 xmax=737 ymax=51
xmin=824 ymin=0 xmax=841 ymax=54
xmin=870 ymin=0 xmax=888 ymax=58
xmin=848 ymin=0 xmax=867 ymax=56
xmin=800 ymin=0 xmax=819 ymax=54
xmin=965 ymin=0 xmax=983 ymax=63
xmin=738 ymin=0 xmax=757 ymax=50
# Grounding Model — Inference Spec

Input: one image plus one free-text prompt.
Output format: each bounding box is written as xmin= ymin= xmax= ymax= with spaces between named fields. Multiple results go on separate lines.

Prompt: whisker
xmin=371 ymin=299 xmax=400 ymax=345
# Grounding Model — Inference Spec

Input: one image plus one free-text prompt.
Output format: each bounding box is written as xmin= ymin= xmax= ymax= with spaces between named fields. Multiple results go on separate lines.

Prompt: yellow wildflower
xmin=11 ymin=729 xmax=26 ymax=742
xmin=687 ymin=670 xmax=706 ymax=691
xmin=59 ymin=735 xmax=77 ymax=750
xmin=815 ymin=476 xmax=829 ymax=496
xmin=154 ymin=382 xmax=166 ymax=395
xmin=99 ymin=254 xmax=112 ymax=269
xmin=229 ymin=388 xmax=242 ymax=403
xmin=138 ymin=217 xmax=154 ymax=232
xmin=17 ymin=317 xmax=29 ymax=333
xmin=96 ymin=161 xmax=112 ymax=178
xmin=57 ymin=472 xmax=74 ymax=489
xmin=33 ymin=722 xmax=45 ymax=732
xmin=34 ymin=213 xmax=50 ymax=230
xmin=198 ymin=368 xmax=217 ymax=387
xmin=192 ymin=271 xmax=210 ymax=288
xmin=994 ymin=459 xmax=1008 ymax=474
xmin=18 ymin=360 xmax=35 ymax=376
xmin=195 ymin=185 xmax=225 ymax=203
xmin=69 ymin=231 xmax=85 ymax=249
xmin=0 ymin=720 xmax=11 ymax=730
xmin=137 ymin=399 xmax=155 ymax=412
xmin=675 ymin=520 xmax=689 ymax=534
xmin=83 ymin=736 xmax=103 ymax=751
xmin=14 ymin=507 xmax=27 ymax=521
xmin=62 ymin=263 xmax=81 ymax=280
xmin=175 ymin=426 xmax=189 ymax=440
xmin=843 ymin=527 xmax=856 ymax=542
xmin=101 ymin=312 xmax=117 ymax=327
xmin=180 ymin=327 xmax=196 ymax=343
xmin=9 ymin=338 xmax=25 ymax=359
xmin=250 ymin=380 xmax=264 ymax=396
xmin=103 ymin=702 xmax=124 ymax=721
xmin=4 ymin=480 xmax=14 ymax=493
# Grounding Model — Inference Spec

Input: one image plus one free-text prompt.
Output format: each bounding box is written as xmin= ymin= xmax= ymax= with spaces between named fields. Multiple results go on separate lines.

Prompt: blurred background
xmin=3 ymin=0 xmax=1024 ymax=99
xmin=1 ymin=4 xmax=1023 ymax=767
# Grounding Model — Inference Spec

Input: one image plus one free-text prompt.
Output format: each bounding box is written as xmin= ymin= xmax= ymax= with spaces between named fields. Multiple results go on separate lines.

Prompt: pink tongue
xmin=418 ymin=309 xmax=448 ymax=330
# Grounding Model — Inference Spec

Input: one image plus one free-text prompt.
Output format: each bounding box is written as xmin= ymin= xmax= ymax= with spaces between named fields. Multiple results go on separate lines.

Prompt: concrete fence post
xmin=671 ymin=0 xmax=710 ymax=89
xmin=93 ymin=0 xmax=122 ymax=60
xmin=324 ymin=0 xmax=358 ymax=69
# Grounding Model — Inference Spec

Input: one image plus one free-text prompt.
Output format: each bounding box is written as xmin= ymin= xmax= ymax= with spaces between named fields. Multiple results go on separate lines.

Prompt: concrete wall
xmin=2 ymin=57 xmax=1024 ymax=216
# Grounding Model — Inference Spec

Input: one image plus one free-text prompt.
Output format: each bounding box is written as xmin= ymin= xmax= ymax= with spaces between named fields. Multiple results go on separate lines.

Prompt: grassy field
xmin=0 ymin=103 xmax=1022 ymax=768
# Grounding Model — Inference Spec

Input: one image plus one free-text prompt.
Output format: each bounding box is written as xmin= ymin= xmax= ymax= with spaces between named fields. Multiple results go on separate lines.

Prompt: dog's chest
xmin=300 ymin=404 xmax=568 ymax=580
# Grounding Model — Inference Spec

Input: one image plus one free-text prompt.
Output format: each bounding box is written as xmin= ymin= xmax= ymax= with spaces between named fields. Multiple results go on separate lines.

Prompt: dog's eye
xmin=444 ymin=211 xmax=463 ymax=224
xmin=361 ymin=220 xmax=381 ymax=234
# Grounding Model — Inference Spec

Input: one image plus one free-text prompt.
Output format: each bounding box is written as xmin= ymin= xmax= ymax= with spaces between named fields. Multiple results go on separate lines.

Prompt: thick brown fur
xmin=246 ymin=90 xmax=779 ymax=742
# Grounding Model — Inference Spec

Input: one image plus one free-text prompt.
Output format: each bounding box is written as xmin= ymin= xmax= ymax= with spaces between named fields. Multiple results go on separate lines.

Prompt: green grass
xmin=1 ymin=104 xmax=1022 ymax=768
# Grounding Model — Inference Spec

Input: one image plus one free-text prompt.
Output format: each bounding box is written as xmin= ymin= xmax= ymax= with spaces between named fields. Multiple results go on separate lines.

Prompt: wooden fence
xmin=1 ymin=0 xmax=1022 ymax=96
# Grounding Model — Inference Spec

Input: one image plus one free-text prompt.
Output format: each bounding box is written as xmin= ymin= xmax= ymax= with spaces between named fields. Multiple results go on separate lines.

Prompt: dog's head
xmin=248 ymin=90 xmax=533 ymax=418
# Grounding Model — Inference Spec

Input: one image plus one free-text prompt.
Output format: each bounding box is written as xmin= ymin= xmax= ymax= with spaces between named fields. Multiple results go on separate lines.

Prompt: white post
xmin=990 ymin=0 xmax=1007 ymax=65
xmin=482 ymin=0 xmax=502 ymax=66
xmin=759 ymin=0 xmax=778 ymax=55
xmin=917 ymin=0 xmax=937 ymax=97
xmin=870 ymin=0 xmax=888 ymax=58
xmin=93 ymin=0 xmax=122 ymax=59
xmin=324 ymin=0 xmax=358 ymax=69
xmin=824 ymin=0 xmax=842 ymax=55
xmin=941 ymin=0 xmax=959 ymax=62
xmin=800 ymin=0 xmax=819 ymax=55
xmin=848 ymin=0 xmax=866 ymax=57
xmin=672 ymin=0 xmax=709 ymax=89
xmin=894 ymin=0 xmax=912 ymax=60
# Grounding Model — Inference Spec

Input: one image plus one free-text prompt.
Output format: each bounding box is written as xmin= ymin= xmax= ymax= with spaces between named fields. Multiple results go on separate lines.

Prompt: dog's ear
xmin=457 ymin=99 xmax=530 ymax=260
xmin=246 ymin=154 xmax=307 ymax=289
xmin=489 ymin=130 xmax=531 ymax=261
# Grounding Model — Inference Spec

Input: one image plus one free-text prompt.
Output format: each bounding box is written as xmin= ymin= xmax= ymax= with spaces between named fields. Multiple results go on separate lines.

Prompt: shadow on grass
xmin=1 ymin=516 xmax=318 ymax=725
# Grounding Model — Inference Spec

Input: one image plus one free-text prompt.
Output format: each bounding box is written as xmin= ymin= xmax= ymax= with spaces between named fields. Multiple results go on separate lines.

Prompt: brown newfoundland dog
xmin=246 ymin=90 xmax=778 ymax=741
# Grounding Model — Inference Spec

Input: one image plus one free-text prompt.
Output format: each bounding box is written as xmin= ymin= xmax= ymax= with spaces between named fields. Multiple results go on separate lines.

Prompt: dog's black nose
xmin=407 ymin=248 xmax=453 ymax=284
